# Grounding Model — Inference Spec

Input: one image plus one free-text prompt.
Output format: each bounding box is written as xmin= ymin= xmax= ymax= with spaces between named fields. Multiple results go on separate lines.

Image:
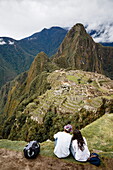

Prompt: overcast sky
xmin=0 ymin=0 xmax=113 ymax=42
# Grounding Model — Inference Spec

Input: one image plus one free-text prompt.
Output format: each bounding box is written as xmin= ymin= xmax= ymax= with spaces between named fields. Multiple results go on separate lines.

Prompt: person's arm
xmin=72 ymin=140 xmax=77 ymax=152
xmin=54 ymin=132 xmax=59 ymax=139
xmin=83 ymin=137 xmax=87 ymax=145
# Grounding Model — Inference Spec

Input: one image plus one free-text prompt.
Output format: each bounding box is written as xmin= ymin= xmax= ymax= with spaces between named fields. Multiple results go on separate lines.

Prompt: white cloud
xmin=0 ymin=0 xmax=113 ymax=42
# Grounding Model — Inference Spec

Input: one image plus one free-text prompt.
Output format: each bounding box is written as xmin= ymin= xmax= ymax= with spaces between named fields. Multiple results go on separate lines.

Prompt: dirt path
xmin=0 ymin=149 xmax=112 ymax=170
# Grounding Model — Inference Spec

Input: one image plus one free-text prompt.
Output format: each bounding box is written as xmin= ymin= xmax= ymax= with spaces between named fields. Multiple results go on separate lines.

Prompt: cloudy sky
xmin=0 ymin=0 xmax=113 ymax=42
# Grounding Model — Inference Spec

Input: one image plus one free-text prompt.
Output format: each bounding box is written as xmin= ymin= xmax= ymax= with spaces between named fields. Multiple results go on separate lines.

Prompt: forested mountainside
xmin=18 ymin=27 xmax=67 ymax=57
xmin=0 ymin=37 xmax=34 ymax=88
xmin=0 ymin=27 xmax=67 ymax=88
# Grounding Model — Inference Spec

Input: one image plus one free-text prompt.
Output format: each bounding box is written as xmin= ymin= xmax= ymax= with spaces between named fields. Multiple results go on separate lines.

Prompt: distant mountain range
xmin=0 ymin=27 xmax=67 ymax=88
xmin=18 ymin=26 xmax=67 ymax=57
xmin=0 ymin=25 xmax=113 ymax=88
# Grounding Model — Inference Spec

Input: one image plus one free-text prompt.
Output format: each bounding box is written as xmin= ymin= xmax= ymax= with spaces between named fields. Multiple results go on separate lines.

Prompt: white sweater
xmin=54 ymin=131 xmax=72 ymax=158
xmin=71 ymin=137 xmax=90 ymax=162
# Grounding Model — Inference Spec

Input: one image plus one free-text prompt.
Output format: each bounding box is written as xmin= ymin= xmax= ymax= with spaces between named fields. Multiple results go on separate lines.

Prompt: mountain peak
xmin=68 ymin=23 xmax=86 ymax=38
xmin=35 ymin=51 xmax=48 ymax=60
xmin=53 ymin=23 xmax=113 ymax=79
xmin=72 ymin=23 xmax=86 ymax=32
xmin=25 ymin=52 xmax=49 ymax=88
xmin=28 ymin=52 xmax=49 ymax=77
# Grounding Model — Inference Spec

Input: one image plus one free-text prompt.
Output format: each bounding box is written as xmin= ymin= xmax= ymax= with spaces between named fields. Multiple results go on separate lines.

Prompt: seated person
xmin=54 ymin=124 xmax=72 ymax=158
xmin=70 ymin=129 xmax=90 ymax=162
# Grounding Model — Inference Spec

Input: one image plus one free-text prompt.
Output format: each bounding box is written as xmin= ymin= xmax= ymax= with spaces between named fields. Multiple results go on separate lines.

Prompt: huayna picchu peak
xmin=68 ymin=23 xmax=87 ymax=37
xmin=52 ymin=23 xmax=113 ymax=80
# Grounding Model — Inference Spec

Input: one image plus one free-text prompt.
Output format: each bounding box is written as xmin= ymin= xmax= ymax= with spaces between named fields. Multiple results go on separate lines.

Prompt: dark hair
xmin=72 ymin=129 xmax=85 ymax=151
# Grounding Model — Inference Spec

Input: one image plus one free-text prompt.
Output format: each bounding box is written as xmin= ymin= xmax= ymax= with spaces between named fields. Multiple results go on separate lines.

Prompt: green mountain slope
xmin=0 ymin=37 xmax=34 ymax=88
xmin=0 ymin=56 xmax=17 ymax=88
xmin=82 ymin=113 xmax=113 ymax=152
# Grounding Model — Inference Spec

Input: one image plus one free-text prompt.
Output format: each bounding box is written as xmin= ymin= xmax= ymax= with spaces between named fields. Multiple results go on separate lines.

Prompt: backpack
xmin=87 ymin=153 xmax=101 ymax=166
xmin=23 ymin=141 xmax=40 ymax=159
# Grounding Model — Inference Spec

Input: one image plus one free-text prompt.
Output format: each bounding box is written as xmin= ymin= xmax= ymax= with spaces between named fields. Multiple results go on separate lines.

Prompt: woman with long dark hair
xmin=70 ymin=129 xmax=90 ymax=162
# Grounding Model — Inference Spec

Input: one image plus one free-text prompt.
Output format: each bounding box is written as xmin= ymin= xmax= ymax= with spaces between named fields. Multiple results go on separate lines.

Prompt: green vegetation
xmin=66 ymin=75 xmax=79 ymax=83
xmin=0 ymin=57 xmax=17 ymax=88
xmin=66 ymin=74 xmax=91 ymax=84
xmin=0 ymin=139 xmax=27 ymax=151
xmin=2 ymin=114 xmax=47 ymax=142
xmin=1 ymin=107 xmax=102 ymax=142
xmin=0 ymin=39 xmax=33 ymax=88
xmin=82 ymin=113 xmax=113 ymax=154
xmin=2 ymin=115 xmax=16 ymax=139
xmin=40 ymin=140 xmax=54 ymax=157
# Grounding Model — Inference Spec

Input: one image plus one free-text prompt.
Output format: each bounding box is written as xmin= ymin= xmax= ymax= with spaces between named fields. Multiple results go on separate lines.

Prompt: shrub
xmin=2 ymin=115 xmax=16 ymax=139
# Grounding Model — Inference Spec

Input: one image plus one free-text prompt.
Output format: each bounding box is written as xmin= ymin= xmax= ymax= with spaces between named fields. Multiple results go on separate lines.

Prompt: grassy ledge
xmin=81 ymin=113 xmax=113 ymax=158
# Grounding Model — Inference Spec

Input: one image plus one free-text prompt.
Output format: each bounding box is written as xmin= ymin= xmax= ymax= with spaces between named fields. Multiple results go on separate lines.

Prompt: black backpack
xmin=23 ymin=141 xmax=40 ymax=159
xmin=87 ymin=153 xmax=101 ymax=166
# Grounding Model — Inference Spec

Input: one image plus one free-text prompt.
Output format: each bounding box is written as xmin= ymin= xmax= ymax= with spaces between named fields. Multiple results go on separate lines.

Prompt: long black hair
xmin=72 ymin=129 xmax=85 ymax=151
